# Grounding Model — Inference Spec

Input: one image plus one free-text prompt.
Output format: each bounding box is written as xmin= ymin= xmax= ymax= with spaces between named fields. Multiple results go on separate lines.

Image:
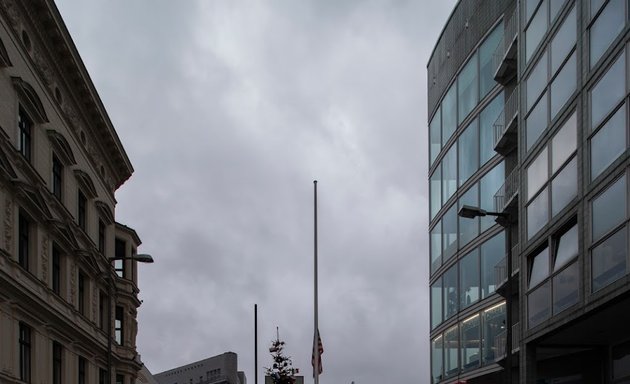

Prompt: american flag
xmin=311 ymin=329 xmax=324 ymax=377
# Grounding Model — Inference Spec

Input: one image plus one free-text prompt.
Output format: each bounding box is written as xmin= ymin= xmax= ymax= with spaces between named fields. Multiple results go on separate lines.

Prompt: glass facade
xmin=429 ymin=0 xmax=630 ymax=381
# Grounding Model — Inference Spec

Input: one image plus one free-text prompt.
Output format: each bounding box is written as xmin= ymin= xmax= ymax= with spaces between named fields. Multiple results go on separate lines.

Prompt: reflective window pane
xmin=444 ymin=325 xmax=459 ymax=378
xmin=590 ymin=0 xmax=625 ymax=67
xmin=551 ymin=6 xmax=576 ymax=75
xmin=591 ymin=51 xmax=626 ymax=128
xmin=480 ymin=162 xmax=505 ymax=232
xmin=432 ymin=336 xmax=444 ymax=383
xmin=481 ymin=231 xmax=505 ymax=298
xmin=442 ymin=145 xmax=457 ymax=203
xmin=528 ymin=281 xmax=551 ymax=327
xmin=550 ymin=52 xmax=576 ymax=119
xmin=480 ymin=25 xmax=503 ymax=99
xmin=550 ymin=0 xmax=566 ymax=24
xmin=526 ymin=0 xmax=541 ymax=24
xmin=459 ymin=185 xmax=479 ymax=247
xmin=552 ymin=112 xmax=577 ymax=173
xmin=431 ymin=221 xmax=442 ymax=274
xmin=528 ymin=188 xmax=549 ymax=239
xmin=555 ymin=224 xmax=578 ymax=271
xmin=431 ymin=278 xmax=443 ymax=329
xmin=553 ymin=261 xmax=579 ymax=314
xmin=592 ymin=227 xmax=627 ymax=291
xmin=443 ymin=263 xmax=458 ymax=320
xmin=459 ymin=119 xmax=479 ymax=186
xmin=461 ymin=314 xmax=481 ymax=371
xmin=590 ymin=0 xmax=605 ymax=19
xmin=526 ymin=1 xmax=549 ymax=62
xmin=527 ymin=91 xmax=549 ymax=150
xmin=591 ymin=104 xmax=626 ymax=180
xmin=443 ymin=83 xmax=457 ymax=144
xmin=459 ymin=249 xmax=480 ymax=309
xmin=430 ymin=109 xmax=441 ymax=166
xmin=443 ymin=204 xmax=458 ymax=262
xmin=528 ymin=147 xmax=549 ymax=200
xmin=431 ymin=167 xmax=442 ymax=220
xmin=458 ymin=53 xmax=479 ymax=124
xmin=530 ymin=247 xmax=550 ymax=288
xmin=483 ymin=302 xmax=506 ymax=364
xmin=527 ymin=52 xmax=549 ymax=110
xmin=480 ymin=93 xmax=503 ymax=165
xmin=592 ymin=175 xmax=627 ymax=241
xmin=551 ymin=157 xmax=577 ymax=217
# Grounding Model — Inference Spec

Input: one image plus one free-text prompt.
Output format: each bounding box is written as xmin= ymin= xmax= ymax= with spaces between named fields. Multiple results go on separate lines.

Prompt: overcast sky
xmin=55 ymin=1 xmax=456 ymax=383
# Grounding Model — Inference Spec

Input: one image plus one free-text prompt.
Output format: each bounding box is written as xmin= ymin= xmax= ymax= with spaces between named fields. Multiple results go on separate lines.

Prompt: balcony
xmin=512 ymin=322 xmax=520 ymax=353
xmin=493 ymin=88 xmax=518 ymax=156
xmin=494 ymin=322 xmax=520 ymax=364
xmin=492 ymin=8 xmax=518 ymax=85
xmin=494 ymin=166 xmax=519 ymax=215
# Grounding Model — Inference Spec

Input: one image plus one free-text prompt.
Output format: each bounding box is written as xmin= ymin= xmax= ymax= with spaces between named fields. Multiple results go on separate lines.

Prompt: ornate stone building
xmin=0 ymin=1 xmax=146 ymax=383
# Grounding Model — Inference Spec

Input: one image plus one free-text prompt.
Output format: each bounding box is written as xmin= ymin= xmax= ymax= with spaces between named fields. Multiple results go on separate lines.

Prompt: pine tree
xmin=265 ymin=332 xmax=298 ymax=384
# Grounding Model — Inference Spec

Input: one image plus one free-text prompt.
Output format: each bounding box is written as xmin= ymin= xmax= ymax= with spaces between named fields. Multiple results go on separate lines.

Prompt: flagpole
xmin=313 ymin=180 xmax=319 ymax=384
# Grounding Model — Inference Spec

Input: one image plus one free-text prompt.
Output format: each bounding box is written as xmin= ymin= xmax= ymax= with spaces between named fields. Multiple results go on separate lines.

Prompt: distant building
xmin=154 ymin=352 xmax=246 ymax=384
xmin=136 ymin=364 xmax=160 ymax=384
xmin=0 ymin=0 xmax=147 ymax=383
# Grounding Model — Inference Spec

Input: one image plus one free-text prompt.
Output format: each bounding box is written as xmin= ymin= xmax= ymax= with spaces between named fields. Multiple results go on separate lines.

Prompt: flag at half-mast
xmin=311 ymin=329 xmax=324 ymax=377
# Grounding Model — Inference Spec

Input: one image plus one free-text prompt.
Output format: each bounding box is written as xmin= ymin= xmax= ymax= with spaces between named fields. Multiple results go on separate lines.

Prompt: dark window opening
xmin=18 ymin=108 xmax=32 ymax=161
xmin=78 ymin=190 xmax=87 ymax=231
xmin=52 ymin=155 xmax=62 ymax=200
xmin=19 ymin=322 xmax=31 ymax=383
xmin=18 ymin=212 xmax=30 ymax=270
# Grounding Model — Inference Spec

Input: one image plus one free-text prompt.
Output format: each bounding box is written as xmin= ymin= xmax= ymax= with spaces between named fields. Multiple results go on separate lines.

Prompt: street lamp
xmin=105 ymin=253 xmax=154 ymax=384
xmin=457 ymin=204 xmax=513 ymax=384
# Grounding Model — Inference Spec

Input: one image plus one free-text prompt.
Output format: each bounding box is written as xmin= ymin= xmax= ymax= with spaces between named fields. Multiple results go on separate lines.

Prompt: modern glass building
xmin=428 ymin=1 xmax=630 ymax=383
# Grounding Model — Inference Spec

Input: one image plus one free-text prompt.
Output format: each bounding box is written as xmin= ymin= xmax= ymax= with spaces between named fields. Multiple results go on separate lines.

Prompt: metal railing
xmin=495 ymin=256 xmax=508 ymax=289
xmin=512 ymin=322 xmax=520 ymax=352
xmin=491 ymin=8 xmax=518 ymax=78
xmin=495 ymin=329 xmax=507 ymax=359
xmin=493 ymin=88 xmax=518 ymax=149
xmin=494 ymin=167 xmax=519 ymax=212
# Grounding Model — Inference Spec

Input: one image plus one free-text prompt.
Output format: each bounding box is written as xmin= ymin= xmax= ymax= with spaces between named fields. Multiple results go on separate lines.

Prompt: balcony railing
xmin=495 ymin=329 xmax=507 ymax=360
xmin=512 ymin=322 xmax=520 ymax=353
xmin=494 ymin=167 xmax=519 ymax=214
xmin=493 ymin=88 xmax=518 ymax=155
xmin=495 ymin=256 xmax=508 ymax=291
xmin=492 ymin=8 xmax=518 ymax=84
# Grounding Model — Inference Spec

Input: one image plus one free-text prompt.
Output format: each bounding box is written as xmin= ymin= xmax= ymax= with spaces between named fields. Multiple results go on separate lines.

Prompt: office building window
xmin=459 ymin=249 xmax=480 ymax=310
xmin=78 ymin=271 xmax=86 ymax=315
xmin=458 ymin=118 xmax=479 ymax=186
xmin=526 ymin=113 xmax=577 ymax=239
xmin=78 ymin=190 xmax=87 ymax=231
xmin=483 ymin=302 xmax=506 ymax=363
xmin=479 ymin=93 xmax=503 ymax=165
xmin=19 ymin=322 xmax=31 ymax=383
xmin=591 ymin=50 xmax=625 ymax=128
xmin=525 ymin=6 xmax=577 ymax=149
xmin=430 ymin=220 xmax=442 ymax=274
xmin=431 ymin=277 xmax=442 ymax=330
xmin=458 ymin=53 xmax=479 ymax=124
xmin=52 ymin=244 xmax=61 ymax=296
xmin=458 ymin=184 xmax=479 ymax=248
xmin=432 ymin=335 xmax=443 ymax=383
xmin=52 ymin=154 xmax=62 ymax=200
xmin=591 ymin=174 xmax=628 ymax=291
xmin=18 ymin=108 xmax=32 ymax=161
xmin=525 ymin=0 xmax=566 ymax=62
xmin=442 ymin=205 xmax=458 ymax=262
xmin=53 ymin=341 xmax=62 ymax=384
xmin=461 ymin=314 xmax=481 ymax=371
xmin=18 ymin=211 xmax=30 ymax=270
xmin=78 ymin=356 xmax=87 ymax=384
xmin=590 ymin=0 xmax=625 ymax=68
xmin=430 ymin=108 xmax=442 ymax=166
xmin=115 ymin=306 xmax=124 ymax=345
xmin=480 ymin=231 xmax=505 ymax=299
xmin=442 ymin=83 xmax=457 ymax=145
xmin=114 ymin=238 xmax=126 ymax=278
xmin=444 ymin=324 xmax=459 ymax=378
xmin=527 ymin=222 xmax=579 ymax=328
xmin=443 ymin=264 xmax=458 ymax=321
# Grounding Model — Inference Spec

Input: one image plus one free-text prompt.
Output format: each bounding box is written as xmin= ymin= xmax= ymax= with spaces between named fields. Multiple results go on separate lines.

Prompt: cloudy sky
xmin=55 ymin=1 xmax=456 ymax=383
